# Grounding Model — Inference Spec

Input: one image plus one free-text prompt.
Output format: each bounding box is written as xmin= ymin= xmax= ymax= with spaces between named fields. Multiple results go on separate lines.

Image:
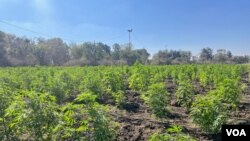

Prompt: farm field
xmin=0 ymin=64 xmax=250 ymax=141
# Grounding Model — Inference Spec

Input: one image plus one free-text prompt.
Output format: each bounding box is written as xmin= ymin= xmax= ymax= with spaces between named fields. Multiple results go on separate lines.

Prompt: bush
xmin=129 ymin=64 xmax=150 ymax=91
xmin=5 ymin=91 xmax=59 ymax=140
xmin=142 ymin=83 xmax=169 ymax=118
xmin=190 ymin=94 xmax=227 ymax=134
xmin=101 ymin=71 xmax=125 ymax=105
xmin=53 ymin=92 xmax=118 ymax=141
xmin=176 ymin=80 xmax=194 ymax=111
xmin=215 ymin=78 xmax=242 ymax=108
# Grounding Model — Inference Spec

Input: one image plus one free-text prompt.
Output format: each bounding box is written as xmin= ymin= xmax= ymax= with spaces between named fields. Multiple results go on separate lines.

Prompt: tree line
xmin=0 ymin=31 xmax=249 ymax=66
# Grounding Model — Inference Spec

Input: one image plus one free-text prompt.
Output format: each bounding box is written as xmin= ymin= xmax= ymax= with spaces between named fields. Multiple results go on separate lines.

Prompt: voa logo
xmin=226 ymin=129 xmax=246 ymax=136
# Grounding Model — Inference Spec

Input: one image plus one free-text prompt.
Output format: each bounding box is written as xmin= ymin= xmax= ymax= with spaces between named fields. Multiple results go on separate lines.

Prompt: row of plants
xmin=0 ymin=64 xmax=247 ymax=140
xmin=0 ymin=67 xmax=124 ymax=140
xmin=0 ymin=87 xmax=118 ymax=140
xmin=190 ymin=78 xmax=243 ymax=134
xmin=128 ymin=64 xmax=245 ymax=139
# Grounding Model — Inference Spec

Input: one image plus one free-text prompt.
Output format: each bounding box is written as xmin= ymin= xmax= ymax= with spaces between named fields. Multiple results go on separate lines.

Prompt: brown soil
xmin=110 ymin=73 xmax=250 ymax=141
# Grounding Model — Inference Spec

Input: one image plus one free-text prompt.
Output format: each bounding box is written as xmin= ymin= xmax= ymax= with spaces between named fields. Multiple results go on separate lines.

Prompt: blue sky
xmin=0 ymin=0 xmax=250 ymax=56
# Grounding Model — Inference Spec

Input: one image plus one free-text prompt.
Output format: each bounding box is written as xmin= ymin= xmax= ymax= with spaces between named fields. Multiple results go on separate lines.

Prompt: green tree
xmin=34 ymin=38 xmax=69 ymax=66
xmin=151 ymin=49 xmax=191 ymax=65
xmin=111 ymin=43 xmax=121 ymax=61
xmin=134 ymin=48 xmax=150 ymax=64
xmin=0 ymin=31 xmax=9 ymax=66
xmin=199 ymin=47 xmax=213 ymax=63
xmin=213 ymin=49 xmax=232 ymax=63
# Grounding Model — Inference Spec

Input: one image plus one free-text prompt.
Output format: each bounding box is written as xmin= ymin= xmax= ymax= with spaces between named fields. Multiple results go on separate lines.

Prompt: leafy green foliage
xmin=129 ymin=63 xmax=150 ymax=91
xmin=215 ymin=78 xmax=242 ymax=108
xmin=88 ymin=106 xmax=117 ymax=141
xmin=101 ymin=71 xmax=125 ymax=105
xmin=79 ymin=71 xmax=103 ymax=96
xmin=53 ymin=92 xmax=118 ymax=141
xmin=0 ymin=82 xmax=17 ymax=140
xmin=53 ymin=103 xmax=89 ymax=140
xmin=190 ymin=94 xmax=227 ymax=134
xmin=176 ymin=80 xmax=194 ymax=111
xmin=142 ymin=83 xmax=169 ymax=118
xmin=199 ymin=70 xmax=210 ymax=88
xmin=191 ymin=75 xmax=243 ymax=134
xmin=5 ymin=91 xmax=59 ymax=140
xmin=0 ymin=64 xmax=247 ymax=140
xmin=149 ymin=125 xmax=196 ymax=141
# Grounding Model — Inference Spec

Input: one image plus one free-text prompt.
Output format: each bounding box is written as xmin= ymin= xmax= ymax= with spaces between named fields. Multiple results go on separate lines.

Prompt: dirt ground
xmin=111 ymin=74 xmax=250 ymax=141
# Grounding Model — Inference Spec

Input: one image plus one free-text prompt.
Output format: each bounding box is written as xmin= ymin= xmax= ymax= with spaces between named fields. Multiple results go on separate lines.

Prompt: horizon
xmin=0 ymin=0 xmax=250 ymax=56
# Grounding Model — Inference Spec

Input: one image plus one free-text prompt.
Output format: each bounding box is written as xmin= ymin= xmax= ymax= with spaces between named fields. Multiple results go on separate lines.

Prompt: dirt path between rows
xmin=111 ymin=74 xmax=250 ymax=141
xmin=112 ymin=89 xmax=211 ymax=141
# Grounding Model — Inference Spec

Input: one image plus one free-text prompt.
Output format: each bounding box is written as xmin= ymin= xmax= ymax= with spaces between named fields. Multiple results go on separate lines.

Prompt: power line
xmin=0 ymin=20 xmax=52 ymax=38
xmin=0 ymin=20 xmax=84 ymax=42
xmin=0 ymin=20 xmax=78 ymax=43
xmin=0 ymin=20 xmax=128 ymax=45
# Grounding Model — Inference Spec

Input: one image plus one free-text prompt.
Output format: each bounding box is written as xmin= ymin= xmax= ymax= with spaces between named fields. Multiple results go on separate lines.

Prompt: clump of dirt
xmin=165 ymin=78 xmax=177 ymax=94
xmin=119 ymin=90 xmax=144 ymax=112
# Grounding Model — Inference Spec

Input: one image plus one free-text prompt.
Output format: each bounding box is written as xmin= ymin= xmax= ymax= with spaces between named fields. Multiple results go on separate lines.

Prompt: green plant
xmin=88 ymin=106 xmax=117 ymax=141
xmin=101 ymin=71 xmax=125 ymax=105
xmin=53 ymin=103 xmax=89 ymax=140
xmin=129 ymin=64 xmax=150 ymax=91
xmin=54 ymin=92 xmax=118 ymax=141
xmin=142 ymin=83 xmax=169 ymax=118
xmin=190 ymin=94 xmax=227 ymax=134
xmin=176 ymin=80 xmax=194 ymax=111
xmin=149 ymin=125 xmax=196 ymax=141
xmin=215 ymin=78 xmax=242 ymax=108
xmin=199 ymin=71 xmax=208 ymax=87
xmin=5 ymin=90 xmax=59 ymax=140
xmin=0 ymin=83 xmax=17 ymax=140
xmin=0 ymin=64 xmax=247 ymax=141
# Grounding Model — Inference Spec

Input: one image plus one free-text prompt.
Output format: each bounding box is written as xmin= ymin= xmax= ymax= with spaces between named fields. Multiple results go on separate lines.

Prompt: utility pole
xmin=128 ymin=29 xmax=133 ymax=48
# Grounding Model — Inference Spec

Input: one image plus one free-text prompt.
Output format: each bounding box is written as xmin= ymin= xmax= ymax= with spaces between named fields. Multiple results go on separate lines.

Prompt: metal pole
xmin=128 ymin=29 xmax=132 ymax=48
